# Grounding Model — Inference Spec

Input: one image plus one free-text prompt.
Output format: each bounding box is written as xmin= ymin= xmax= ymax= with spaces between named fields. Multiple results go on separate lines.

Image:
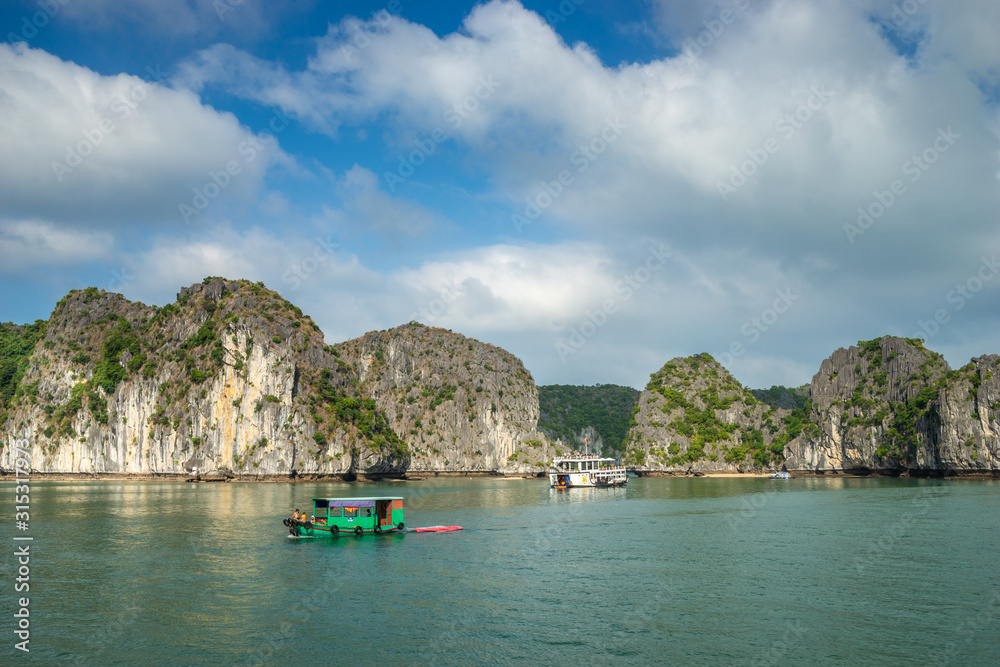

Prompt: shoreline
xmin=0 ymin=471 xmax=538 ymax=483
xmin=642 ymin=470 xmax=1000 ymax=480
xmin=2 ymin=469 xmax=997 ymax=482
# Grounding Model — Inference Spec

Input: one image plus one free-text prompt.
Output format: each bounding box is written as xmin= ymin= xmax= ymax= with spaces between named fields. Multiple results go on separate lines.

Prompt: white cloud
xmin=396 ymin=241 xmax=618 ymax=331
xmin=52 ymin=0 xmax=303 ymax=40
xmin=0 ymin=219 xmax=113 ymax=273
xmin=0 ymin=43 xmax=289 ymax=228
xmin=105 ymin=228 xmax=685 ymax=383
xmin=6 ymin=1 xmax=1000 ymax=390
xmin=322 ymin=165 xmax=439 ymax=240
xmin=176 ymin=1 xmax=996 ymax=249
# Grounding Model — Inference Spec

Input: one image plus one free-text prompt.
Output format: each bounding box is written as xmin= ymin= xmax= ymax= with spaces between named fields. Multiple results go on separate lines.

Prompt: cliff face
xmin=0 ymin=281 xmax=553 ymax=476
xmin=4 ymin=284 xmax=998 ymax=478
xmin=626 ymin=340 xmax=999 ymax=475
xmin=785 ymin=337 xmax=1000 ymax=473
xmin=337 ymin=323 xmax=556 ymax=473
xmin=0 ymin=279 xmax=391 ymax=476
xmin=623 ymin=354 xmax=813 ymax=473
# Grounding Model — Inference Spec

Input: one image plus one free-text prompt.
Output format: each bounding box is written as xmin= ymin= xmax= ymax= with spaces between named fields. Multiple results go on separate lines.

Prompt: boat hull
xmin=288 ymin=522 xmax=404 ymax=537
xmin=548 ymin=471 xmax=628 ymax=488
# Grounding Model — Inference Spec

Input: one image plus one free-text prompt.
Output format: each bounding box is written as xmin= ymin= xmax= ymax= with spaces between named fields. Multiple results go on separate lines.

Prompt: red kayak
xmin=414 ymin=525 xmax=463 ymax=533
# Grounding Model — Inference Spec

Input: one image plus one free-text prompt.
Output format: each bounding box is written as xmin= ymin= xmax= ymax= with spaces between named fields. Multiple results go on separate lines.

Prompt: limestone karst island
xmin=1 ymin=278 xmax=997 ymax=478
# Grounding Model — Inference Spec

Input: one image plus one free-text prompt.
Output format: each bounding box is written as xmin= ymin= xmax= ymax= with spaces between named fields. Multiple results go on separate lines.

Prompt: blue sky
xmin=1 ymin=0 xmax=999 ymax=390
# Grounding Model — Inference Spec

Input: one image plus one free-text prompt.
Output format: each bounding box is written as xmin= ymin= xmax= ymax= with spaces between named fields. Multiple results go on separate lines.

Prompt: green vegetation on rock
xmin=311 ymin=368 xmax=407 ymax=460
xmin=750 ymin=384 xmax=809 ymax=410
xmin=0 ymin=319 xmax=46 ymax=429
xmin=626 ymin=353 xmax=814 ymax=469
xmin=537 ymin=384 xmax=639 ymax=455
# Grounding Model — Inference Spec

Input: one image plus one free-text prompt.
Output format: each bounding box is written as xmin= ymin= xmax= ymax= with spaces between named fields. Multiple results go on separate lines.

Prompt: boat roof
xmin=553 ymin=456 xmax=617 ymax=462
xmin=311 ymin=496 xmax=404 ymax=501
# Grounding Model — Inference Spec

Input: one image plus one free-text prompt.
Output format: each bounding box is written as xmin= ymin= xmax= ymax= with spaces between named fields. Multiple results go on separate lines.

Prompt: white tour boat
xmin=549 ymin=455 xmax=628 ymax=488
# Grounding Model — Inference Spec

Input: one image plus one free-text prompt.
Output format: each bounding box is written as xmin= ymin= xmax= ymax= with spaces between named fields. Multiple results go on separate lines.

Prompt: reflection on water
xmin=5 ymin=476 xmax=998 ymax=665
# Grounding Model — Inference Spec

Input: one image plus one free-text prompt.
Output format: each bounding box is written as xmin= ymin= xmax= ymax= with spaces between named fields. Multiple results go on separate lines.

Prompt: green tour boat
xmin=283 ymin=497 xmax=405 ymax=537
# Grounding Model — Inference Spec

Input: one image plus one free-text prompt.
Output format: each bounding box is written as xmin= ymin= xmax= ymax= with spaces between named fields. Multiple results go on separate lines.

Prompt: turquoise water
xmin=3 ymin=477 xmax=999 ymax=665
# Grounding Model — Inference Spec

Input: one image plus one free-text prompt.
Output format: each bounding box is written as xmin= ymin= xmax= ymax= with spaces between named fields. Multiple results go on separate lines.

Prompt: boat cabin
xmin=287 ymin=497 xmax=405 ymax=536
xmin=549 ymin=456 xmax=628 ymax=488
xmin=553 ymin=456 xmax=619 ymax=472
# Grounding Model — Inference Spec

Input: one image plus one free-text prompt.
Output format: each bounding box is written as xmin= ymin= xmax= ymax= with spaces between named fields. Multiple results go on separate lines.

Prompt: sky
xmin=1 ymin=0 xmax=998 ymax=391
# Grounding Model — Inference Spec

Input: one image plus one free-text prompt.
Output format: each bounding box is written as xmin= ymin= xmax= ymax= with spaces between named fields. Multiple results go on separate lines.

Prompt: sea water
xmin=3 ymin=477 xmax=999 ymax=665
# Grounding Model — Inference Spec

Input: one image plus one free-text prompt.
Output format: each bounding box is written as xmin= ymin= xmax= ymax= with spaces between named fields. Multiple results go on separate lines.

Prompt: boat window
xmin=313 ymin=500 xmax=329 ymax=517
xmin=344 ymin=507 xmax=359 ymax=518
xmin=328 ymin=507 xmax=343 ymax=518
xmin=359 ymin=507 xmax=372 ymax=517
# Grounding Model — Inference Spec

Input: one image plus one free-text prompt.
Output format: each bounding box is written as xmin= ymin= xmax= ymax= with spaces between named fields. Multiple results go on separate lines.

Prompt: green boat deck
xmin=286 ymin=497 xmax=405 ymax=537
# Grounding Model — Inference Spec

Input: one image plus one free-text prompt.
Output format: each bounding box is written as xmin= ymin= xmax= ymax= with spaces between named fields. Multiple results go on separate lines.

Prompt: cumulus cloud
xmin=0 ymin=43 xmax=290 ymax=228
xmin=322 ymin=165 xmax=440 ymax=241
xmin=105 ymin=227 xmax=681 ymax=383
xmin=397 ymin=242 xmax=619 ymax=330
xmin=118 ymin=0 xmax=1000 ymax=383
xmin=0 ymin=219 xmax=113 ymax=273
xmin=51 ymin=0 xmax=301 ymax=40
xmin=175 ymin=1 xmax=996 ymax=247
xmin=6 ymin=1 xmax=1000 ymax=389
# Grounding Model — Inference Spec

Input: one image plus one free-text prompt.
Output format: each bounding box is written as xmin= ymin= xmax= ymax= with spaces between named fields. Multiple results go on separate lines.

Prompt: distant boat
xmin=549 ymin=455 xmax=627 ymax=488
xmin=769 ymin=471 xmax=790 ymax=479
xmin=283 ymin=497 xmax=405 ymax=537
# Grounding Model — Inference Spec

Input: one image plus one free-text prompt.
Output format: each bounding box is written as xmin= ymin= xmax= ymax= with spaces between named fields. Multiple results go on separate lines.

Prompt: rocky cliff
xmin=623 ymin=354 xmax=814 ymax=473
xmin=337 ymin=323 xmax=557 ymax=473
xmin=0 ymin=279 xmax=552 ymax=477
xmin=785 ymin=337 xmax=1000 ymax=474
xmin=626 ymin=339 xmax=999 ymax=475
xmin=3 ymin=283 xmax=998 ymax=478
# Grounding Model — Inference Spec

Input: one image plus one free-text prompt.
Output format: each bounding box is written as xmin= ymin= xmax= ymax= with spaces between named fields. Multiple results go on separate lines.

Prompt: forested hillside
xmin=0 ymin=320 xmax=47 ymax=429
xmin=537 ymin=384 xmax=640 ymax=456
xmin=750 ymin=384 xmax=810 ymax=410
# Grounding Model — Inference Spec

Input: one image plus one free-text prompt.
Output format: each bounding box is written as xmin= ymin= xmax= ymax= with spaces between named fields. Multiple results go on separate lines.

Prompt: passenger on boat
xmin=291 ymin=509 xmax=301 ymax=524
